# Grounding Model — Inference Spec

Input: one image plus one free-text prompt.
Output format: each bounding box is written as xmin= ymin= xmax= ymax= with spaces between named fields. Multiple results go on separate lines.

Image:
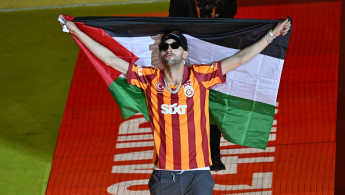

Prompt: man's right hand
xmin=58 ymin=14 xmax=130 ymax=75
xmin=58 ymin=15 xmax=79 ymax=35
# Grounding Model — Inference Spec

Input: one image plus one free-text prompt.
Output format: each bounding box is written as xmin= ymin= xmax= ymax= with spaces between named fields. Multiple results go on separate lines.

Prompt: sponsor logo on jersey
xmin=161 ymin=103 xmax=187 ymax=114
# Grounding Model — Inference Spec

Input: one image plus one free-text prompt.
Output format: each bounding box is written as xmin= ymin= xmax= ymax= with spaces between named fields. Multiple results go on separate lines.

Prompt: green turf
xmin=0 ymin=2 xmax=168 ymax=194
xmin=1 ymin=0 xmax=167 ymax=9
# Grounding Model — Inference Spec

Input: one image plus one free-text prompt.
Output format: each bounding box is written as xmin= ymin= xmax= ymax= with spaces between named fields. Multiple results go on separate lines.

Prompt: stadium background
xmin=0 ymin=0 xmax=344 ymax=194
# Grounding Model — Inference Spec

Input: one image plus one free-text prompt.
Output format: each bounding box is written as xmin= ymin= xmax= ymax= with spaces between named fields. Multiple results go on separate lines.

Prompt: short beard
xmin=161 ymin=54 xmax=184 ymax=66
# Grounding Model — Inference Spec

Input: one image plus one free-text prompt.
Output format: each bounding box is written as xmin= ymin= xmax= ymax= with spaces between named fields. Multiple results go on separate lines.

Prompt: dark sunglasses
xmin=159 ymin=42 xmax=181 ymax=51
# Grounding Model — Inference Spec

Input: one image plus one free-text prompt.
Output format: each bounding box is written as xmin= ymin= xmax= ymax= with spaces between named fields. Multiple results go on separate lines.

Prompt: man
xmin=60 ymin=15 xmax=290 ymax=194
xmin=169 ymin=0 xmax=238 ymax=171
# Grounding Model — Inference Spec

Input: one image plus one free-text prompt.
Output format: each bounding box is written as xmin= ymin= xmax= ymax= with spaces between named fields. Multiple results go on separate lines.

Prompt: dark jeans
xmin=148 ymin=170 xmax=215 ymax=195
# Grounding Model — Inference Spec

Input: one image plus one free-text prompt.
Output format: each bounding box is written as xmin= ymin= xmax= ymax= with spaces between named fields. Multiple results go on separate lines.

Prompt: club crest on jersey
xmin=184 ymin=85 xmax=194 ymax=98
xmin=156 ymin=81 xmax=165 ymax=93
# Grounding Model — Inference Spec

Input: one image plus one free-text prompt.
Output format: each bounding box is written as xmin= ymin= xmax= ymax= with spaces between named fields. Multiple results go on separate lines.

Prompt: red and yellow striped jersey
xmin=127 ymin=62 xmax=226 ymax=170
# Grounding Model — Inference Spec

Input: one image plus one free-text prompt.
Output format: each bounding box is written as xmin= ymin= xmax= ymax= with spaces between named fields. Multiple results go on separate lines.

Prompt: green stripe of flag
xmin=108 ymin=77 xmax=149 ymax=121
xmin=209 ymin=89 xmax=275 ymax=149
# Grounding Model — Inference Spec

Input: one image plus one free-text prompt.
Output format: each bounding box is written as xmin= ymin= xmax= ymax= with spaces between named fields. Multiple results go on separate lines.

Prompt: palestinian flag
xmin=62 ymin=15 xmax=291 ymax=149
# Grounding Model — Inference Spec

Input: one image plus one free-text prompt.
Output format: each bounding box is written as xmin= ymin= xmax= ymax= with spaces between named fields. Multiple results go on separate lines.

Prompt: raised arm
xmin=221 ymin=18 xmax=291 ymax=75
xmin=59 ymin=15 xmax=129 ymax=75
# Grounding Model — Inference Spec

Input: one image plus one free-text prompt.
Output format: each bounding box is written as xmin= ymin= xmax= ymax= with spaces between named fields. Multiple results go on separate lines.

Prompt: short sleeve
xmin=127 ymin=63 xmax=157 ymax=90
xmin=193 ymin=61 xmax=226 ymax=89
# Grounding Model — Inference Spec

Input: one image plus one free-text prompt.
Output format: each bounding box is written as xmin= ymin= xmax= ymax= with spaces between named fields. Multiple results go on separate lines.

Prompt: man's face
xmin=159 ymin=39 xmax=188 ymax=66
